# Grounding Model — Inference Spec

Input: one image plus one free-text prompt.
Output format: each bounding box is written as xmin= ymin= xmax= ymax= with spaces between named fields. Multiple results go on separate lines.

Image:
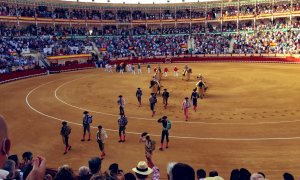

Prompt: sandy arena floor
xmin=1 ymin=63 xmax=300 ymax=179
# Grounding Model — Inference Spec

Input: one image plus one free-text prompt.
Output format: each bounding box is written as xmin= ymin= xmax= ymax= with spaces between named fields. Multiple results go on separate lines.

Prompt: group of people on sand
xmin=57 ymin=63 xmax=210 ymax=174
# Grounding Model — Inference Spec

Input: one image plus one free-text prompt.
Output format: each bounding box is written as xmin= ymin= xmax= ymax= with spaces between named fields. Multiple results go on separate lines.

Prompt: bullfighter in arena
xmin=149 ymin=93 xmax=157 ymax=117
xmin=147 ymin=63 xmax=151 ymax=73
xmin=118 ymin=112 xmax=128 ymax=143
xmin=136 ymin=88 xmax=143 ymax=107
xmin=97 ymin=125 xmax=107 ymax=159
xmin=60 ymin=121 xmax=72 ymax=155
xmin=162 ymin=89 xmax=170 ymax=109
xmin=137 ymin=63 xmax=142 ymax=74
xmin=157 ymin=116 xmax=171 ymax=151
xmin=182 ymin=97 xmax=192 ymax=121
xmin=81 ymin=111 xmax=93 ymax=142
xmin=117 ymin=95 xmax=125 ymax=114
xmin=191 ymin=88 xmax=199 ymax=112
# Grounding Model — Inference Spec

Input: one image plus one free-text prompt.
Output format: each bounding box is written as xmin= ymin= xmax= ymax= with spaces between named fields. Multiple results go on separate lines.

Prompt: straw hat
xmin=132 ymin=161 xmax=153 ymax=175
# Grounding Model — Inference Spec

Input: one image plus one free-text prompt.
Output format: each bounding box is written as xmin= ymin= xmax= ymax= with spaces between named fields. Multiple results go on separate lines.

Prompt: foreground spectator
xmin=132 ymin=161 xmax=153 ymax=180
xmin=124 ymin=172 xmax=136 ymax=180
xmin=250 ymin=173 xmax=265 ymax=180
xmin=0 ymin=115 xmax=11 ymax=179
xmin=26 ymin=156 xmax=47 ymax=180
xmin=283 ymin=172 xmax=294 ymax=180
xmin=54 ymin=165 xmax=75 ymax=180
xmin=8 ymin=154 xmax=22 ymax=180
xmin=3 ymin=159 xmax=15 ymax=179
xmin=78 ymin=166 xmax=91 ymax=180
xmin=197 ymin=169 xmax=206 ymax=180
xmin=171 ymin=163 xmax=195 ymax=180
xmin=88 ymin=157 xmax=102 ymax=179
xmin=240 ymin=168 xmax=251 ymax=180
xmin=166 ymin=162 xmax=176 ymax=179
xmin=104 ymin=163 xmax=124 ymax=179
xmin=230 ymin=169 xmax=239 ymax=180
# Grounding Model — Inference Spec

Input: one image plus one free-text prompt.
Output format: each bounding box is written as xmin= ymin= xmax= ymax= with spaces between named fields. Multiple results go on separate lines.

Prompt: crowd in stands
xmin=1 ymin=2 xmax=300 ymax=75
xmin=0 ymin=21 xmax=300 ymax=74
xmin=0 ymin=38 xmax=37 ymax=74
xmin=0 ymin=116 xmax=298 ymax=180
xmin=1 ymin=3 xmax=300 ymax=21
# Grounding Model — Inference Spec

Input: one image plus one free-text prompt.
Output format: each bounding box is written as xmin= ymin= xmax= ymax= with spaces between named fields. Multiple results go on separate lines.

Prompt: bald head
xmin=0 ymin=115 xmax=10 ymax=169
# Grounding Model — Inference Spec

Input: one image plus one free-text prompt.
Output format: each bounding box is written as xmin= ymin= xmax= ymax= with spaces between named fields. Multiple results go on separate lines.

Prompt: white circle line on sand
xmin=25 ymin=75 xmax=300 ymax=141
xmin=54 ymin=75 xmax=300 ymax=125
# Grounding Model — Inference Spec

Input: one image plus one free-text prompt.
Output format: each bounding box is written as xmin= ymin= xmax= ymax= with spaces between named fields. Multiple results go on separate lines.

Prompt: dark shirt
xmin=162 ymin=91 xmax=169 ymax=99
xmin=136 ymin=89 xmax=142 ymax=98
xmin=191 ymin=92 xmax=198 ymax=99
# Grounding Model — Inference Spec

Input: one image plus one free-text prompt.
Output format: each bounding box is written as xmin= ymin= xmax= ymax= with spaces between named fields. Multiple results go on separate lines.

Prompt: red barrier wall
xmin=1 ymin=63 xmax=95 ymax=84
xmin=0 ymin=69 xmax=47 ymax=84
xmin=109 ymin=56 xmax=300 ymax=64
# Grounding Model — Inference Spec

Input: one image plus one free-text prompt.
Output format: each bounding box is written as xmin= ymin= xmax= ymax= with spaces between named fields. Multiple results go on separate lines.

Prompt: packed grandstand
xmin=0 ymin=0 xmax=300 ymax=179
xmin=0 ymin=0 xmax=300 ymax=75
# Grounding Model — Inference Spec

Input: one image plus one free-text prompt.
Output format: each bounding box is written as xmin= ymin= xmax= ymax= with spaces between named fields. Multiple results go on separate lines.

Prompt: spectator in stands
xmin=0 ymin=116 xmax=10 ymax=180
xmin=104 ymin=163 xmax=124 ymax=180
xmin=240 ymin=168 xmax=251 ymax=180
xmin=170 ymin=163 xmax=195 ymax=180
xmin=283 ymin=172 xmax=294 ymax=180
xmin=26 ymin=156 xmax=47 ymax=180
xmin=78 ymin=166 xmax=91 ymax=180
xmin=88 ymin=157 xmax=102 ymax=179
xmin=209 ymin=170 xmax=219 ymax=177
xmin=132 ymin=161 xmax=153 ymax=180
xmin=54 ymin=165 xmax=75 ymax=180
xmin=250 ymin=173 xmax=265 ymax=180
xmin=167 ymin=162 xmax=176 ymax=180
xmin=3 ymin=159 xmax=15 ymax=179
xmin=21 ymin=151 xmax=33 ymax=179
xmin=230 ymin=169 xmax=239 ymax=180
xmin=8 ymin=154 xmax=22 ymax=180
xmin=197 ymin=169 xmax=206 ymax=180
xmin=258 ymin=172 xmax=266 ymax=178
xmin=124 ymin=172 xmax=136 ymax=180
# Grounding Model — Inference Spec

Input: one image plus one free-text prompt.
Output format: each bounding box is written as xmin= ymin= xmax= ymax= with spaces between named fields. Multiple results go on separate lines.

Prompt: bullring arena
xmin=2 ymin=61 xmax=300 ymax=179
xmin=2 ymin=0 xmax=300 ymax=179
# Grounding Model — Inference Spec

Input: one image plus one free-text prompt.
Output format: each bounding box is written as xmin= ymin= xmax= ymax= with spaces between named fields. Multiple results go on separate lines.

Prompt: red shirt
xmin=154 ymin=67 xmax=157 ymax=72
xmin=164 ymin=68 xmax=168 ymax=72
xmin=174 ymin=67 xmax=178 ymax=71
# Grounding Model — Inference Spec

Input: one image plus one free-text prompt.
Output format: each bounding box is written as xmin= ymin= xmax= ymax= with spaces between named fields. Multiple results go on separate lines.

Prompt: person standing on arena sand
xmin=182 ymin=97 xmax=192 ymax=121
xmin=157 ymin=116 xmax=171 ymax=151
xmin=60 ymin=121 xmax=72 ymax=155
xmin=81 ymin=111 xmax=93 ymax=142
xmin=136 ymin=88 xmax=143 ymax=107
xmin=149 ymin=93 xmax=157 ymax=117
xmin=164 ymin=67 xmax=169 ymax=77
xmin=117 ymin=95 xmax=125 ymax=114
xmin=153 ymin=66 xmax=157 ymax=73
xmin=131 ymin=64 xmax=136 ymax=75
xmin=191 ymin=88 xmax=199 ymax=112
xmin=137 ymin=63 xmax=142 ymax=74
xmin=120 ymin=63 xmax=124 ymax=74
xmin=108 ymin=65 xmax=113 ymax=73
xmin=173 ymin=66 xmax=179 ymax=77
xmin=118 ymin=113 xmax=128 ymax=143
xmin=147 ymin=63 xmax=151 ymax=73
xmin=162 ymin=89 xmax=170 ymax=109
xmin=96 ymin=125 xmax=107 ymax=159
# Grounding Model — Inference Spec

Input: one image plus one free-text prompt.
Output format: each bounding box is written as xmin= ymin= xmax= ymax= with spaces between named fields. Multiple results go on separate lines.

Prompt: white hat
xmin=132 ymin=161 xmax=153 ymax=175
